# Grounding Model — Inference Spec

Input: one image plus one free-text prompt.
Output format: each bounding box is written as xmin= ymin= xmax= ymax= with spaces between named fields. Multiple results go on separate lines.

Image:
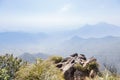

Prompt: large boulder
xmin=56 ymin=53 xmax=99 ymax=80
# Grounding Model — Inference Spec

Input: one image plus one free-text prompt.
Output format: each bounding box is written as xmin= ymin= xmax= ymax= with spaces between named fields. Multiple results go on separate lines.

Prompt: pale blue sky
xmin=0 ymin=0 xmax=120 ymax=32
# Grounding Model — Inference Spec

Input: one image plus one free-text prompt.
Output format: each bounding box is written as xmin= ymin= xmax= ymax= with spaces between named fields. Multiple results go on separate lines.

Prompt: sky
xmin=0 ymin=0 xmax=120 ymax=32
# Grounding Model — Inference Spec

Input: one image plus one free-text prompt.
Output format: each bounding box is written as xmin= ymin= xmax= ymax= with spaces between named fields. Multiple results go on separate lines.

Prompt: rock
xmin=83 ymin=57 xmax=97 ymax=67
xmin=70 ymin=53 xmax=78 ymax=57
xmin=74 ymin=70 xmax=86 ymax=80
xmin=79 ymin=54 xmax=86 ymax=60
xmin=61 ymin=57 xmax=71 ymax=62
xmin=56 ymin=53 xmax=99 ymax=80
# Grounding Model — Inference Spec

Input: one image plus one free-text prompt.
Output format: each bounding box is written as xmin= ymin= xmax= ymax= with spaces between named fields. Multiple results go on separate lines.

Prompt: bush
xmin=0 ymin=69 xmax=10 ymax=80
xmin=15 ymin=59 xmax=65 ymax=80
xmin=74 ymin=61 xmax=99 ymax=72
xmin=0 ymin=54 xmax=23 ymax=80
xmin=103 ymin=62 xmax=117 ymax=76
xmin=49 ymin=56 xmax=63 ymax=63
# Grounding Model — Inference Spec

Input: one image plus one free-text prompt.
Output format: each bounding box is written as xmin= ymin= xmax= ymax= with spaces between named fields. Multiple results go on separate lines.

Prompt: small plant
xmin=74 ymin=61 xmax=99 ymax=72
xmin=86 ymin=61 xmax=99 ymax=71
xmin=49 ymin=56 xmax=63 ymax=63
xmin=104 ymin=64 xmax=117 ymax=75
xmin=74 ymin=63 xmax=86 ymax=71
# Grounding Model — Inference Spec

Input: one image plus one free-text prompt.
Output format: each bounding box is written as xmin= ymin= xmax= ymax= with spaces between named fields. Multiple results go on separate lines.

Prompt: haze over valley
xmin=0 ymin=23 xmax=120 ymax=57
xmin=0 ymin=0 xmax=120 ymax=73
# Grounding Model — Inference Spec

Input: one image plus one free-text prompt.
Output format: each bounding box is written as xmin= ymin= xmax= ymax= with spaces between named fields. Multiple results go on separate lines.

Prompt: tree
xmin=0 ymin=54 xmax=23 ymax=80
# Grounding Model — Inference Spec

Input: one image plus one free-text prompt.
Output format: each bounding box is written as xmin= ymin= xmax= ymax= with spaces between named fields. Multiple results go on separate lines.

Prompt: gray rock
xmin=56 ymin=53 xmax=99 ymax=80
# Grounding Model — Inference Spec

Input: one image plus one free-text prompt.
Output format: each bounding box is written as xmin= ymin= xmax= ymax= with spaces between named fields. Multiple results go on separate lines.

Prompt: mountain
xmin=19 ymin=53 xmax=36 ymax=63
xmin=33 ymin=53 xmax=50 ymax=59
xmin=0 ymin=22 xmax=120 ymax=56
xmin=63 ymin=36 xmax=120 ymax=55
xmin=61 ymin=36 xmax=120 ymax=71
xmin=19 ymin=52 xmax=49 ymax=63
xmin=65 ymin=23 xmax=120 ymax=38
xmin=0 ymin=32 xmax=47 ymax=45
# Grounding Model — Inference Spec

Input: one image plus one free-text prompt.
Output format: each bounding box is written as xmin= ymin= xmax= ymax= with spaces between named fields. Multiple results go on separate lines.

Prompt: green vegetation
xmin=15 ymin=59 xmax=64 ymax=80
xmin=0 ymin=69 xmax=10 ymax=80
xmin=0 ymin=54 xmax=23 ymax=80
xmin=86 ymin=71 xmax=120 ymax=80
xmin=74 ymin=61 xmax=99 ymax=72
xmin=49 ymin=56 xmax=63 ymax=63
xmin=101 ymin=70 xmax=120 ymax=80
xmin=0 ymin=54 xmax=64 ymax=80
xmin=0 ymin=54 xmax=119 ymax=80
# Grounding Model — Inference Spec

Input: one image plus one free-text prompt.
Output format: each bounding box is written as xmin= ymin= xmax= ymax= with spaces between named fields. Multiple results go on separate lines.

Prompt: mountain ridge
xmin=74 ymin=23 xmax=120 ymax=38
xmin=19 ymin=52 xmax=49 ymax=63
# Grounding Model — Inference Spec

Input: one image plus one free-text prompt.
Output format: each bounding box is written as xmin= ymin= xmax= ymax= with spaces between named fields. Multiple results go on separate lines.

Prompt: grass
xmin=86 ymin=70 xmax=120 ymax=80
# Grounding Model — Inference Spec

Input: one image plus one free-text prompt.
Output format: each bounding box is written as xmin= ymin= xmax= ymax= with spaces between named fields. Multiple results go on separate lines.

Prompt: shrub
xmin=15 ymin=59 xmax=65 ymax=80
xmin=0 ymin=54 xmax=23 ymax=80
xmin=103 ymin=62 xmax=117 ymax=76
xmin=74 ymin=61 xmax=99 ymax=72
xmin=0 ymin=69 xmax=10 ymax=80
xmin=49 ymin=56 xmax=63 ymax=63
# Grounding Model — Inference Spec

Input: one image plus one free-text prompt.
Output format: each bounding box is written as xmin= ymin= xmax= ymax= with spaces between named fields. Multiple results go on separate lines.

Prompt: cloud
xmin=1 ymin=13 xmax=119 ymax=32
xmin=0 ymin=14 xmax=84 ymax=32
xmin=59 ymin=3 xmax=72 ymax=13
xmin=1 ymin=14 xmax=80 ymax=26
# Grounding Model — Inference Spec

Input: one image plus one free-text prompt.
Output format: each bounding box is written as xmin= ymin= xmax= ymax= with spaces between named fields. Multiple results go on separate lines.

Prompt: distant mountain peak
xmin=71 ymin=36 xmax=85 ymax=40
xmin=75 ymin=22 xmax=120 ymax=38
xmin=19 ymin=53 xmax=49 ymax=63
xmin=96 ymin=22 xmax=109 ymax=25
xmin=94 ymin=22 xmax=119 ymax=28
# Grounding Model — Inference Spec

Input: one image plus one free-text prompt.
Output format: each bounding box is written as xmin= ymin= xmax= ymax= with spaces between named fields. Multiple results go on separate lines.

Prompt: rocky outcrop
xmin=56 ymin=53 xmax=99 ymax=80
